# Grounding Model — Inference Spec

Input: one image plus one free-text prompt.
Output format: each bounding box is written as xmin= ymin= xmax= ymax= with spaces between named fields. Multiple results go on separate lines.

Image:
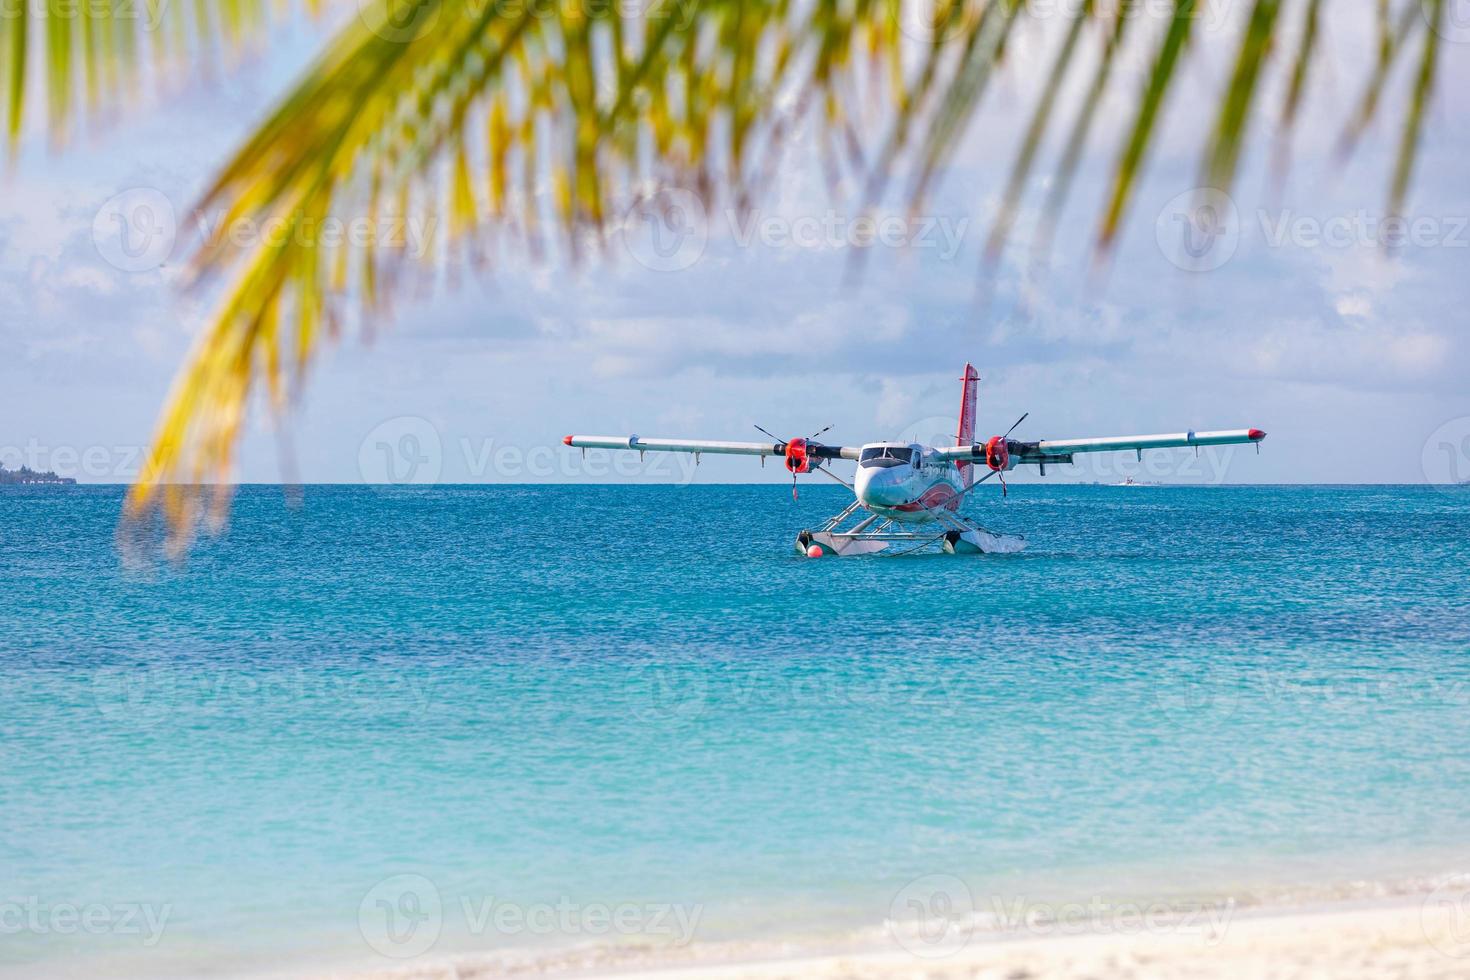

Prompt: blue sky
xmin=2 ymin=6 xmax=1468 ymax=486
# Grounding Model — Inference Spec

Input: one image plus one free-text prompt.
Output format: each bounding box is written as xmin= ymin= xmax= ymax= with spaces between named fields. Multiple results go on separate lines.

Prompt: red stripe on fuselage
xmin=893 ymin=482 xmax=960 ymax=513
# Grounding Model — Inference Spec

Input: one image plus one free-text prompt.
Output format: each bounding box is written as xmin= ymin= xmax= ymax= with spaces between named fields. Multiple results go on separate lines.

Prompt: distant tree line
xmin=0 ymin=465 xmax=76 ymax=485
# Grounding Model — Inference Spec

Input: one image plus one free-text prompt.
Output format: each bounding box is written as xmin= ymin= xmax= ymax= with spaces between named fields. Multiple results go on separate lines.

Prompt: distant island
xmin=0 ymin=465 xmax=76 ymax=485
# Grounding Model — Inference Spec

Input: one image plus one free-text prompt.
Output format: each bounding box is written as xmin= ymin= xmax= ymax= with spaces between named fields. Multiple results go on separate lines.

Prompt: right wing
xmin=1024 ymin=429 xmax=1266 ymax=457
xmin=562 ymin=434 xmax=861 ymax=461
xmin=932 ymin=428 xmax=1265 ymax=465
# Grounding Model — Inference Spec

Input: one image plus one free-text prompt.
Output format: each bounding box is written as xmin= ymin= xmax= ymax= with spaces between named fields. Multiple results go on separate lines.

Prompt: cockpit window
xmin=859 ymin=446 xmax=914 ymax=468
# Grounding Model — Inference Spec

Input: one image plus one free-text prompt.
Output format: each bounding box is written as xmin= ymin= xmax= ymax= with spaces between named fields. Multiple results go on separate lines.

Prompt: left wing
xmin=933 ymin=428 xmax=1265 ymax=465
xmin=563 ymin=434 xmax=862 ymax=461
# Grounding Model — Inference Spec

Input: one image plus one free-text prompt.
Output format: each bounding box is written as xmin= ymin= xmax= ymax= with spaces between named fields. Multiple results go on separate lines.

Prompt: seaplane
xmin=563 ymin=364 xmax=1266 ymax=556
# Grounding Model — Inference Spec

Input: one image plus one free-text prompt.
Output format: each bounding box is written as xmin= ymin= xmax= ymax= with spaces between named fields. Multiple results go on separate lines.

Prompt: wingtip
xmin=1248 ymin=428 xmax=1266 ymax=441
xmin=562 ymin=435 xmax=573 ymax=446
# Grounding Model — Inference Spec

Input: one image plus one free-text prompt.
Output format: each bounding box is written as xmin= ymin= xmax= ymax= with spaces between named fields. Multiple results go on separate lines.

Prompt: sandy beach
xmin=650 ymin=903 xmax=1466 ymax=980
xmin=347 ymin=895 xmax=1470 ymax=980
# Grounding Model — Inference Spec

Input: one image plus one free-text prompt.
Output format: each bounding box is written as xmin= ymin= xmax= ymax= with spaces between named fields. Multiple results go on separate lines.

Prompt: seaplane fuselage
xmin=852 ymin=443 xmax=966 ymax=523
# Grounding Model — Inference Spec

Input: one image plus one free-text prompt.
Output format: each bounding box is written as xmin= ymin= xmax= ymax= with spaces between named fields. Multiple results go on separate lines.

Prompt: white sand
xmin=350 ymin=897 xmax=1470 ymax=980
xmin=611 ymin=902 xmax=1468 ymax=980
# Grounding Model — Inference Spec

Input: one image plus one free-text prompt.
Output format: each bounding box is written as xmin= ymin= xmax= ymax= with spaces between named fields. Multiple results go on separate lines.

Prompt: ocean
xmin=3 ymin=484 xmax=1469 ymax=977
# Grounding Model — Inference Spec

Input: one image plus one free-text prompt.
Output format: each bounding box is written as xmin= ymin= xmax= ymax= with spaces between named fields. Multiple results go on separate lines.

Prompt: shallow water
xmin=3 ymin=484 xmax=1469 ymax=976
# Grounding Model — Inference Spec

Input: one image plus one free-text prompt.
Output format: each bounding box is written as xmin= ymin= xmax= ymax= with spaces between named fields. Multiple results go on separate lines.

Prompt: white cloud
xmin=1334 ymin=294 xmax=1372 ymax=319
xmin=874 ymin=378 xmax=916 ymax=428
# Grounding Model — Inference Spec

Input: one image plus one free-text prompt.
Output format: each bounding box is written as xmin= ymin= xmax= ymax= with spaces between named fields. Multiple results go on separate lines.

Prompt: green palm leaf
xmin=1098 ymin=0 xmax=1196 ymax=249
xmin=1391 ymin=0 xmax=1444 ymax=218
xmin=2 ymin=0 xmax=284 ymax=148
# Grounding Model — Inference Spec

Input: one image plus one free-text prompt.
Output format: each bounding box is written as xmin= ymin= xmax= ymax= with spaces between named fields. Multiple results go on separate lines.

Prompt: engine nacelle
xmin=784 ymin=438 xmax=813 ymax=474
xmin=984 ymin=435 xmax=1010 ymax=471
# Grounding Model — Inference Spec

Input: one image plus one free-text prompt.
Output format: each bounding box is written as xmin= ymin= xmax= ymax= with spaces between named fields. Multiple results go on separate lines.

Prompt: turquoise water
xmin=3 ymin=484 xmax=1470 ymax=976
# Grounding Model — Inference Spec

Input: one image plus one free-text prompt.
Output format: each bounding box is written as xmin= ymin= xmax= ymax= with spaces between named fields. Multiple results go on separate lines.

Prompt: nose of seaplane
xmin=855 ymin=464 xmax=910 ymax=509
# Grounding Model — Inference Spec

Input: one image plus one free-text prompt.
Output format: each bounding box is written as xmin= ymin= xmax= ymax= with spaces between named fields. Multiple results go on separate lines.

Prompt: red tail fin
xmin=956 ymin=363 xmax=979 ymax=487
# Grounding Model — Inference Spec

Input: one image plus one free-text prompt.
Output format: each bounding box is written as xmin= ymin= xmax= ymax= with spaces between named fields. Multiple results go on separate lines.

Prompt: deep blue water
xmin=3 ymin=484 xmax=1469 ymax=976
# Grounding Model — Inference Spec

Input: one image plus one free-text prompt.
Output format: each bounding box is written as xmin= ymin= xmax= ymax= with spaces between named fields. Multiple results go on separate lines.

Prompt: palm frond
xmin=1201 ymin=0 xmax=1281 ymax=193
xmin=905 ymin=0 xmax=1019 ymax=210
xmin=1098 ymin=0 xmax=1197 ymax=249
xmin=985 ymin=0 xmax=1091 ymax=263
xmin=1268 ymin=0 xmax=1320 ymax=187
xmin=1 ymin=0 xmax=296 ymax=149
xmin=1336 ymin=0 xmax=1423 ymax=162
xmin=1390 ymin=0 xmax=1443 ymax=217
xmin=5 ymin=0 xmax=25 ymax=142
xmin=1033 ymin=0 xmax=1134 ymax=265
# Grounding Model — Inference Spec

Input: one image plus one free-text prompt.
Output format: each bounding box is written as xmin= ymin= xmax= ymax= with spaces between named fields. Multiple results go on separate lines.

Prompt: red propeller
xmin=980 ymin=412 xmax=1028 ymax=498
xmin=755 ymin=424 xmax=833 ymax=499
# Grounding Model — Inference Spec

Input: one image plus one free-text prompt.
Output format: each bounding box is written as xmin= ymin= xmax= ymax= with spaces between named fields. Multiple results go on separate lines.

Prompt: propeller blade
xmin=808 ymin=423 xmax=833 ymax=440
xmin=753 ymin=424 xmax=782 ymax=443
xmin=1002 ymin=412 xmax=1029 ymax=440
